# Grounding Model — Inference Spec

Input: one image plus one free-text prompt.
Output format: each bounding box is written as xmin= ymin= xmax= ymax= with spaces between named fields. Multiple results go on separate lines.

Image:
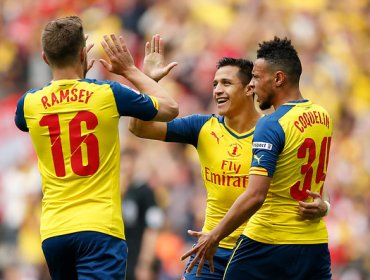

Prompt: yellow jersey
xmin=15 ymin=78 xmax=158 ymax=241
xmin=166 ymin=114 xmax=255 ymax=249
xmin=246 ymin=100 xmax=332 ymax=244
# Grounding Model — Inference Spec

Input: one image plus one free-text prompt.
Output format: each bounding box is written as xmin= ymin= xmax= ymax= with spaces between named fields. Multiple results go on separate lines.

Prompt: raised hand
xmin=180 ymin=230 xmax=218 ymax=277
xmin=143 ymin=34 xmax=177 ymax=82
xmin=298 ymin=190 xmax=329 ymax=219
xmin=99 ymin=34 xmax=135 ymax=76
xmin=85 ymin=34 xmax=95 ymax=73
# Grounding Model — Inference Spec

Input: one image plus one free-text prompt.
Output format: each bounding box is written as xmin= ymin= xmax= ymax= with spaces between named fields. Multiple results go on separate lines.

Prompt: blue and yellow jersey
xmin=245 ymin=100 xmax=332 ymax=244
xmin=14 ymin=79 xmax=158 ymax=242
xmin=166 ymin=114 xmax=255 ymax=249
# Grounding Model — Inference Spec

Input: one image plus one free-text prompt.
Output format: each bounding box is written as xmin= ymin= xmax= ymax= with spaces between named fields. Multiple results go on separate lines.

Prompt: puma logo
xmin=253 ymin=154 xmax=264 ymax=165
xmin=210 ymin=131 xmax=223 ymax=144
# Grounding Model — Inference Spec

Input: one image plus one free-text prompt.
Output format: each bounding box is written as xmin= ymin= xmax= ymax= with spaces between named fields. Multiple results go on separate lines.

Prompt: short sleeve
xmin=14 ymin=93 xmax=29 ymax=132
xmin=166 ymin=114 xmax=211 ymax=147
xmin=249 ymin=116 xmax=285 ymax=177
xmin=110 ymin=81 xmax=158 ymax=121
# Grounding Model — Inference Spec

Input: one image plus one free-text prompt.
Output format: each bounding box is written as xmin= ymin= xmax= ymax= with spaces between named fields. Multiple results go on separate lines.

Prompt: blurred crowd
xmin=0 ymin=0 xmax=369 ymax=279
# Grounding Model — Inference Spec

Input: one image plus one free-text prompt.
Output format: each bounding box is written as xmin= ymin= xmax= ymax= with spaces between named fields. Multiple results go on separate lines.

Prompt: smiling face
xmin=212 ymin=65 xmax=250 ymax=117
xmin=249 ymin=58 xmax=275 ymax=110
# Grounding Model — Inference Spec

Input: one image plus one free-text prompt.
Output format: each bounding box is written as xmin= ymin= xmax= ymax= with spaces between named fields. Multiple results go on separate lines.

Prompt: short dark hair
xmin=41 ymin=16 xmax=85 ymax=68
xmin=257 ymin=37 xmax=302 ymax=85
xmin=217 ymin=57 xmax=254 ymax=85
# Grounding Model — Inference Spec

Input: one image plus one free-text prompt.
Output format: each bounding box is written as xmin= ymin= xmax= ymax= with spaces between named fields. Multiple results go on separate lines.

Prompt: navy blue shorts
xmin=42 ymin=231 xmax=127 ymax=280
xmin=182 ymin=246 xmax=233 ymax=280
xmin=224 ymin=235 xmax=332 ymax=280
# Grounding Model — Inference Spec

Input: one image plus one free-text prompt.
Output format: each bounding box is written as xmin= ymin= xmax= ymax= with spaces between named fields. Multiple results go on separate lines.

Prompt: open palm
xmin=143 ymin=34 xmax=177 ymax=82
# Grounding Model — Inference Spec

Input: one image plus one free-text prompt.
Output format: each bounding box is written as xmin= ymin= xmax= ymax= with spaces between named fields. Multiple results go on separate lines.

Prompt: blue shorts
xmin=182 ymin=246 xmax=233 ymax=280
xmin=42 ymin=231 xmax=127 ymax=280
xmin=224 ymin=235 xmax=332 ymax=280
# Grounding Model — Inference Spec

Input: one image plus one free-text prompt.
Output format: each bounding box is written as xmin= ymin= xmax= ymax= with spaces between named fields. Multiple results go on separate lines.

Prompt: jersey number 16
xmin=40 ymin=111 xmax=100 ymax=177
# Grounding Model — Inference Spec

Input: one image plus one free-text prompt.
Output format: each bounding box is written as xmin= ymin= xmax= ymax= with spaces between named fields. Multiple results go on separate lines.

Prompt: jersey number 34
xmin=290 ymin=137 xmax=331 ymax=200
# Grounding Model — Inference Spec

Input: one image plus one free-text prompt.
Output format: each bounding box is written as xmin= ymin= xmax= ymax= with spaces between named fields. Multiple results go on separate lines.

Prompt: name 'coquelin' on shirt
xmin=294 ymin=110 xmax=330 ymax=133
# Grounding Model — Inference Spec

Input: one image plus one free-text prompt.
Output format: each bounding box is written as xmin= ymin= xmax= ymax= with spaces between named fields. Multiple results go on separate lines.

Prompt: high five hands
xmin=86 ymin=33 xmax=177 ymax=82
xmin=85 ymin=34 xmax=95 ymax=73
xmin=99 ymin=34 xmax=136 ymax=76
xmin=143 ymin=34 xmax=178 ymax=82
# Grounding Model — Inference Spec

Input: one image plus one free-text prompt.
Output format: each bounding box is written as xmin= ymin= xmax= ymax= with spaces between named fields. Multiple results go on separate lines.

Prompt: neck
xmin=224 ymin=103 xmax=261 ymax=134
xmin=52 ymin=65 xmax=85 ymax=81
xmin=273 ymin=87 xmax=303 ymax=109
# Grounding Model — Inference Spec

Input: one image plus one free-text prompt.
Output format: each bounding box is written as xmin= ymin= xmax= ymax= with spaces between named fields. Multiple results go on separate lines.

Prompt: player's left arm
xmin=298 ymin=189 xmax=330 ymax=219
xmin=181 ymin=174 xmax=271 ymax=276
xmin=14 ymin=94 xmax=28 ymax=132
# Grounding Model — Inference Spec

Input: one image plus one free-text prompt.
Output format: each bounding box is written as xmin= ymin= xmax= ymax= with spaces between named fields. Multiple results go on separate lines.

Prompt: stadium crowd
xmin=0 ymin=0 xmax=369 ymax=279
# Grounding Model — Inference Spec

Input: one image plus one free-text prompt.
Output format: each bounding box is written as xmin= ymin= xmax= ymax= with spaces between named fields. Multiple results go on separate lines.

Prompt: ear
xmin=80 ymin=47 xmax=86 ymax=63
xmin=245 ymin=84 xmax=254 ymax=97
xmin=42 ymin=52 xmax=49 ymax=65
xmin=275 ymin=71 xmax=286 ymax=87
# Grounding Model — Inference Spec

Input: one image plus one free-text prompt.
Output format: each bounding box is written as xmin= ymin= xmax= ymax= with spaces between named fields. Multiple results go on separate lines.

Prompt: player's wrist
xmin=120 ymin=65 xmax=139 ymax=78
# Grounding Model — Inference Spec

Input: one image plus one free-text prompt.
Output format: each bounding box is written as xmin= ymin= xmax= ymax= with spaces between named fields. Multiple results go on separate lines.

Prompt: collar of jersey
xmin=220 ymin=116 xmax=255 ymax=139
xmin=283 ymin=99 xmax=310 ymax=106
xmin=51 ymin=79 xmax=80 ymax=84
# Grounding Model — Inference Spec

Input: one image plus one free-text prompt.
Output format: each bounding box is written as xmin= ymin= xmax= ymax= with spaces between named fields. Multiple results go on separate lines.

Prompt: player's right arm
xmin=129 ymin=120 xmax=167 ymax=141
xmin=142 ymin=34 xmax=177 ymax=82
xmin=128 ymin=34 xmax=178 ymax=141
xmin=100 ymin=34 xmax=178 ymax=122
xmin=130 ymin=114 xmax=210 ymax=146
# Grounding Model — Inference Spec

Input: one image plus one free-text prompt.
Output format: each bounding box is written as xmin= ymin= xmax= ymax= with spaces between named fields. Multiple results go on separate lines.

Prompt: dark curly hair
xmin=257 ymin=37 xmax=302 ymax=85
xmin=217 ymin=57 xmax=254 ymax=86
